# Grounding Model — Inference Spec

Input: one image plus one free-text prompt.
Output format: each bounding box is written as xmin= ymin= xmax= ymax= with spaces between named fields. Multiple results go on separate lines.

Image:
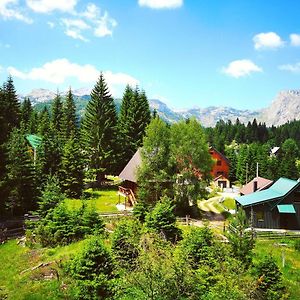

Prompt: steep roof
xmin=209 ymin=147 xmax=230 ymax=165
xmin=236 ymin=177 xmax=300 ymax=207
xmin=240 ymin=176 xmax=273 ymax=195
xmin=119 ymin=149 xmax=142 ymax=183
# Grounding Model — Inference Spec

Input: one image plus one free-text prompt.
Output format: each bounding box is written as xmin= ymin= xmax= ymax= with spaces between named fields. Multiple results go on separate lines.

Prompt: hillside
xmin=20 ymin=88 xmax=300 ymax=127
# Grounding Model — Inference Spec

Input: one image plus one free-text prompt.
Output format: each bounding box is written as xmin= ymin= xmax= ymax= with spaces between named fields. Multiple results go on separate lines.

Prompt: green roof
xmin=236 ymin=178 xmax=300 ymax=207
xmin=277 ymin=204 xmax=296 ymax=214
xmin=26 ymin=134 xmax=42 ymax=149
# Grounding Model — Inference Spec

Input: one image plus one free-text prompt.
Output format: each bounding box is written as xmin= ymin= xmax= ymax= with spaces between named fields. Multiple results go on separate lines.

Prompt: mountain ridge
xmin=20 ymin=88 xmax=300 ymax=127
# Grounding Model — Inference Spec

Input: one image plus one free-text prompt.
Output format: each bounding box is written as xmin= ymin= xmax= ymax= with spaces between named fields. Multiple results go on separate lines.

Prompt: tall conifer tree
xmin=51 ymin=92 xmax=63 ymax=134
xmin=63 ymin=88 xmax=77 ymax=140
xmin=5 ymin=129 xmax=36 ymax=215
xmin=81 ymin=73 xmax=118 ymax=182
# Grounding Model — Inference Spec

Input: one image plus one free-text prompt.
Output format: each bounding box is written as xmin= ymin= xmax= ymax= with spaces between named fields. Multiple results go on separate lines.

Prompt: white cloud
xmin=222 ymin=59 xmax=262 ymax=78
xmin=93 ymin=11 xmax=117 ymax=37
xmin=290 ymin=34 xmax=300 ymax=47
xmin=253 ymin=32 xmax=285 ymax=50
xmin=278 ymin=63 xmax=300 ymax=73
xmin=0 ymin=0 xmax=32 ymax=23
xmin=47 ymin=21 xmax=55 ymax=28
xmin=60 ymin=4 xmax=117 ymax=41
xmin=138 ymin=0 xmax=183 ymax=9
xmin=7 ymin=59 xmax=139 ymax=96
xmin=62 ymin=18 xmax=90 ymax=41
xmin=26 ymin=0 xmax=77 ymax=13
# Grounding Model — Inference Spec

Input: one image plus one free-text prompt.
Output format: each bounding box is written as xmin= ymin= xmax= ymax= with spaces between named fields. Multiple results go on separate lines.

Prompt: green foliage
xmin=254 ymin=256 xmax=286 ymax=299
xmin=178 ymin=225 xmax=214 ymax=268
xmin=61 ymin=136 xmax=84 ymax=198
xmin=30 ymin=202 xmax=104 ymax=247
xmin=227 ymin=208 xmax=255 ymax=266
xmin=37 ymin=176 xmax=64 ymax=217
xmin=111 ymin=218 xmax=141 ymax=270
xmin=170 ymin=119 xmax=213 ymax=214
xmin=66 ymin=236 xmax=114 ymax=299
xmin=51 ymin=93 xmax=64 ymax=134
xmin=81 ymin=73 xmax=118 ymax=182
xmin=5 ymin=128 xmax=36 ymax=215
xmin=137 ymin=117 xmax=172 ymax=205
xmin=294 ymin=239 xmax=300 ymax=251
xmin=144 ymin=197 xmax=181 ymax=243
xmin=62 ymin=88 xmax=78 ymax=140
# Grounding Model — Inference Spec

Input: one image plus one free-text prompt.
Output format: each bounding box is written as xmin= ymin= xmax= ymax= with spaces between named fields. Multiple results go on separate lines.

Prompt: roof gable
xmin=236 ymin=177 xmax=300 ymax=207
xmin=240 ymin=176 xmax=273 ymax=195
xmin=119 ymin=149 xmax=142 ymax=183
xmin=209 ymin=147 xmax=230 ymax=165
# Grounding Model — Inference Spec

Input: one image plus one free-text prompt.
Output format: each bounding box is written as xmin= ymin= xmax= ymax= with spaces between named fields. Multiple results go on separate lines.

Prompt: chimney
xmin=253 ymin=180 xmax=258 ymax=192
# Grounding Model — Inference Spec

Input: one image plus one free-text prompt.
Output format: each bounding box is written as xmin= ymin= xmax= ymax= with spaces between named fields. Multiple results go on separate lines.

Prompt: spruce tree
xmin=81 ymin=73 xmax=118 ymax=183
xmin=3 ymin=76 xmax=20 ymax=134
xmin=5 ymin=128 xmax=36 ymax=215
xmin=62 ymin=88 xmax=77 ymax=140
xmin=20 ymin=98 xmax=33 ymax=131
xmin=61 ymin=136 xmax=84 ymax=198
xmin=51 ymin=92 xmax=63 ymax=134
xmin=37 ymin=107 xmax=51 ymax=136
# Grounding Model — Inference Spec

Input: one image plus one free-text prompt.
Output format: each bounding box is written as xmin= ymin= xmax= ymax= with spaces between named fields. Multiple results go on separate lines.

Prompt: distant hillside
xmin=20 ymin=88 xmax=300 ymax=127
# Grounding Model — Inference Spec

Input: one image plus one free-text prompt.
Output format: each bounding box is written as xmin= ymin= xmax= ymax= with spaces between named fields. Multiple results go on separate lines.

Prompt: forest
xmin=0 ymin=75 xmax=299 ymax=299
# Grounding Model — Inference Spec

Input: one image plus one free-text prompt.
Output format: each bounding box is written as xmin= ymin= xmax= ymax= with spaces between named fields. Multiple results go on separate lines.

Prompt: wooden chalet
xmin=118 ymin=149 xmax=142 ymax=206
xmin=235 ymin=178 xmax=300 ymax=230
xmin=209 ymin=147 xmax=230 ymax=188
xmin=240 ymin=176 xmax=273 ymax=196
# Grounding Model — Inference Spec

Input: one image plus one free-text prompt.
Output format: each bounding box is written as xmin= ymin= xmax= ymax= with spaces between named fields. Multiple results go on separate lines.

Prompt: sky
xmin=1 ymin=0 xmax=300 ymax=110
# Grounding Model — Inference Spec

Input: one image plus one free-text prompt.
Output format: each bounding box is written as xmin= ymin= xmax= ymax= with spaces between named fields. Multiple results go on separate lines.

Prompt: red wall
xmin=209 ymin=149 xmax=230 ymax=179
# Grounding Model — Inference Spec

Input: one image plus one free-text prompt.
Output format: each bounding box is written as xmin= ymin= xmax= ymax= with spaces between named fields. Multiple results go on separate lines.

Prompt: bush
xmin=111 ymin=219 xmax=141 ymax=270
xmin=294 ymin=239 xmax=300 ymax=251
xmin=254 ymin=255 xmax=287 ymax=299
xmin=65 ymin=236 xmax=114 ymax=299
xmin=28 ymin=202 xmax=104 ymax=247
xmin=178 ymin=225 xmax=214 ymax=268
xmin=144 ymin=197 xmax=181 ymax=243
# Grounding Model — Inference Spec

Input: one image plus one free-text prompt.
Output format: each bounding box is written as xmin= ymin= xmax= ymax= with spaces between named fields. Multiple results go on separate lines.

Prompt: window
xmin=217 ymin=160 xmax=222 ymax=166
xmin=256 ymin=211 xmax=264 ymax=221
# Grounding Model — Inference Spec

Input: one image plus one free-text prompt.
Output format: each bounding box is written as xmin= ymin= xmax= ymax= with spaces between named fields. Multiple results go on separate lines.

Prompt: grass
xmin=0 ymin=239 xmax=88 ymax=299
xmin=254 ymin=239 xmax=300 ymax=299
xmin=222 ymin=197 xmax=236 ymax=210
xmin=64 ymin=187 xmax=120 ymax=213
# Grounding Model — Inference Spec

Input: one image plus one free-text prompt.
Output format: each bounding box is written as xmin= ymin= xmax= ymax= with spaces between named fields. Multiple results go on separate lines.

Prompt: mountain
xmin=259 ymin=90 xmax=300 ymax=126
xmin=20 ymin=88 xmax=300 ymax=127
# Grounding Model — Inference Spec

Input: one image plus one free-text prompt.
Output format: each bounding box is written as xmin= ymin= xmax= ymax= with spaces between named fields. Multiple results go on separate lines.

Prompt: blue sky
xmin=1 ymin=0 xmax=300 ymax=110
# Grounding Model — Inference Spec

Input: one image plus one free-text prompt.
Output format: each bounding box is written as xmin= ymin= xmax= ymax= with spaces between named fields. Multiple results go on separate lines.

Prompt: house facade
xmin=209 ymin=147 xmax=230 ymax=188
xmin=235 ymin=178 xmax=300 ymax=230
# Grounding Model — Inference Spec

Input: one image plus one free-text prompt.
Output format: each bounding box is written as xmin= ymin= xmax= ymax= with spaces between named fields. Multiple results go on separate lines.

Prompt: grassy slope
xmin=0 ymin=239 xmax=87 ymax=299
xmin=65 ymin=187 xmax=120 ymax=213
xmin=254 ymin=239 xmax=300 ymax=299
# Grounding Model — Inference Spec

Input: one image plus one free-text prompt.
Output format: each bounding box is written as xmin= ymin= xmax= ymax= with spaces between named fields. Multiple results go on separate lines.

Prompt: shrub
xmin=111 ymin=219 xmax=141 ymax=270
xmin=29 ymin=202 xmax=104 ymax=247
xmin=294 ymin=239 xmax=300 ymax=251
xmin=254 ymin=255 xmax=287 ymax=299
xmin=144 ymin=196 xmax=181 ymax=243
xmin=66 ymin=236 xmax=114 ymax=299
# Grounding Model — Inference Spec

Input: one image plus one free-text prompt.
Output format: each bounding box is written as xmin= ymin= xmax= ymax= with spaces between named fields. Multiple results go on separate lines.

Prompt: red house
xmin=209 ymin=147 xmax=230 ymax=188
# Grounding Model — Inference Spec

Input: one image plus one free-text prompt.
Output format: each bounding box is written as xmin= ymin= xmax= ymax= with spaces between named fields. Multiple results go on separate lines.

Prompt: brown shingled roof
xmin=119 ymin=149 xmax=142 ymax=183
xmin=240 ymin=176 xmax=273 ymax=195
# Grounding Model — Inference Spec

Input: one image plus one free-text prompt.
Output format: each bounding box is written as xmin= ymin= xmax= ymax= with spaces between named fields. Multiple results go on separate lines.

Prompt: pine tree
xmin=37 ymin=107 xmax=51 ymax=136
xmin=62 ymin=88 xmax=77 ymax=140
xmin=118 ymin=85 xmax=151 ymax=170
xmin=3 ymin=76 xmax=20 ymax=134
xmin=5 ymin=128 xmax=36 ymax=215
xmin=51 ymin=92 xmax=63 ymax=134
xmin=131 ymin=87 xmax=151 ymax=149
xmin=61 ymin=136 xmax=84 ymax=198
xmin=81 ymin=73 xmax=118 ymax=183
xmin=20 ymin=98 xmax=33 ymax=131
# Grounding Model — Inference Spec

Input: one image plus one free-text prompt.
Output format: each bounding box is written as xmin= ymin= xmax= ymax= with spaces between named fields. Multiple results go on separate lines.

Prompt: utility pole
xmin=256 ymin=162 xmax=259 ymax=178
xmin=246 ymin=163 xmax=248 ymax=184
